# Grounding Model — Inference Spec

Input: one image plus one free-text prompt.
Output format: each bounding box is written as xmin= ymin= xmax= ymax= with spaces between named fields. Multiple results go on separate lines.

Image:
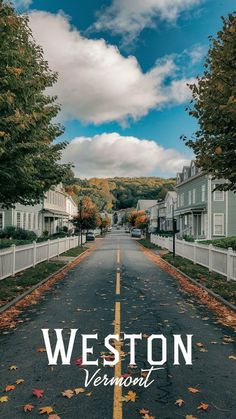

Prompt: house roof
xmin=136 ymin=200 xmax=157 ymax=211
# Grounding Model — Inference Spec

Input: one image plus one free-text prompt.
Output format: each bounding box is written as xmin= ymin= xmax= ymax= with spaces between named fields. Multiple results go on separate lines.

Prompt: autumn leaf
xmin=48 ymin=416 xmax=60 ymax=419
xmin=16 ymin=379 xmax=24 ymax=385
xmin=185 ymin=416 xmax=197 ymax=419
xmin=86 ymin=392 xmax=92 ymax=397
xmin=196 ymin=342 xmax=204 ymax=348
xmin=228 ymin=355 xmax=236 ymax=360
xmin=74 ymin=387 xmax=85 ymax=395
xmin=188 ymin=387 xmax=200 ymax=393
xmin=37 ymin=347 xmax=47 ymax=353
xmin=62 ymin=389 xmax=74 ymax=399
xmin=9 ymin=365 xmax=17 ymax=370
xmin=123 ymin=390 xmax=137 ymax=402
xmin=0 ymin=396 xmax=8 ymax=403
xmin=197 ymin=402 xmax=209 ymax=411
xmin=121 ymin=373 xmax=131 ymax=378
xmin=175 ymin=398 xmax=185 ymax=407
xmin=23 ymin=404 xmax=34 ymax=412
xmin=139 ymin=409 xmax=149 ymax=415
xmin=39 ymin=406 xmax=54 ymax=415
xmin=32 ymin=388 xmax=44 ymax=398
xmin=5 ymin=384 xmax=15 ymax=392
xmin=75 ymin=357 xmax=83 ymax=366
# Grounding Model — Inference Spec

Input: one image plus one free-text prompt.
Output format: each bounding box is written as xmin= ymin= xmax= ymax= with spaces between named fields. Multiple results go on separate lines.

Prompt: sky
xmin=13 ymin=0 xmax=236 ymax=178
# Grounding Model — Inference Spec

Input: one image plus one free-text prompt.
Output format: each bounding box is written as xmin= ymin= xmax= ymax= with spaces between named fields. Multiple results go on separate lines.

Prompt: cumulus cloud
xmin=61 ymin=133 xmax=190 ymax=178
xmin=94 ymin=0 xmax=203 ymax=43
xmin=29 ymin=11 xmax=193 ymax=125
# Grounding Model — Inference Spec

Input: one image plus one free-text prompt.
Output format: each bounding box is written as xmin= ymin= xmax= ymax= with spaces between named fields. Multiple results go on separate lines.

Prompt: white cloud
xmin=29 ymin=11 xmax=193 ymax=125
xmin=11 ymin=0 xmax=32 ymax=9
xmin=94 ymin=0 xmax=203 ymax=43
xmin=61 ymin=133 xmax=190 ymax=178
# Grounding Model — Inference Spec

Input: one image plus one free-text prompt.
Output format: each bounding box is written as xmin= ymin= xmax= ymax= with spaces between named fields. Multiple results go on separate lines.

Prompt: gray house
xmin=175 ymin=161 xmax=236 ymax=239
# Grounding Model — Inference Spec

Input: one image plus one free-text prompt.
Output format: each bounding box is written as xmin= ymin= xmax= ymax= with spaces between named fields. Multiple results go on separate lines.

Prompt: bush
xmin=182 ymin=235 xmax=195 ymax=242
xmin=199 ymin=237 xmax=236 ymax=250
xmin=0 ymin=226 xmax=37 ymax=240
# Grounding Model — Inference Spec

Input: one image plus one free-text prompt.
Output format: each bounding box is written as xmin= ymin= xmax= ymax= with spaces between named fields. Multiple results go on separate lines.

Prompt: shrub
xmin=0 ymin=226 xmax=37 ymax=240
xmin=182 ymin=235 xmax=195 ymax=242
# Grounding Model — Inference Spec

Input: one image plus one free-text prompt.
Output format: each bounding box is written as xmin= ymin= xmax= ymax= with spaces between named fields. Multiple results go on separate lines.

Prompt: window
xmin=177 ymin=195 xmax=180 ymax=208
xmin=23 ymin=213 xmax=27 ymax=230
xmin=201 ymin=184 xmax=206 ymax=202
xmin=0 ymin=212 xmax=4 ymax=230
xmin=184 ymin=215 xmax=188 ymax=226
xmin=188 ymin=190 xmax=191 ymax=205
xmin=192 ymin=189 xmax=196 ymax=204
xmin=28 ymin=213 xmax=32 ymax=230
xmin=16 ymin=212 xmax=21 ymax=228
xmin=213 ymin=213 xmax=224 ymax=235
xmin=214 ymin=188 xmax=224 ymax=201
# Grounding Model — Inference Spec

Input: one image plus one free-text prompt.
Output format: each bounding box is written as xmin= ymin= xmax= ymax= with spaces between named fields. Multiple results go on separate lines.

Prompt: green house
xmin=175 ymin=161 xmax=236 ymax=239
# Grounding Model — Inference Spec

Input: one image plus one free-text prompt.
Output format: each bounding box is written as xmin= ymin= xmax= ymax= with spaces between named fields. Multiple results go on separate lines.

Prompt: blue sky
xmin=15 ymin=0 xmax=235 ymax=178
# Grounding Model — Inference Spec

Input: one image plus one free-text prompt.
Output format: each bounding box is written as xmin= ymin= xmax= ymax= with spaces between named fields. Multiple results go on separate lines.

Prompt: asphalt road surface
xmin=0 ymin=230 xmax=235 ymax=419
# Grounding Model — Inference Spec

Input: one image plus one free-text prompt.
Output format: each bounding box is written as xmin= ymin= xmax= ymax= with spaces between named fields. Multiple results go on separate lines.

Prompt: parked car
xmin=125 ymin=228 xmax=130 ymax=233
xmin=86 ymin=231 xmax=95 ymax=241
xmin=131 ymin=228 xmax=141 ymax=238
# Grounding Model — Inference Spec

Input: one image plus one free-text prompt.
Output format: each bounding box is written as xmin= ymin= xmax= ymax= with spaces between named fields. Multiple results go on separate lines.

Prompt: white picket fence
xmin=0 ymin=235 xmax=86 ymax=281
xmin=151 ymin=234 xmax=236 ymax=281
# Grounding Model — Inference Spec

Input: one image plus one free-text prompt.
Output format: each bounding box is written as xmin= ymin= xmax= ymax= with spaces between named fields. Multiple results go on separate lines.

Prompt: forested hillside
xmin=66 ymin=177 xmax=176 ymax=211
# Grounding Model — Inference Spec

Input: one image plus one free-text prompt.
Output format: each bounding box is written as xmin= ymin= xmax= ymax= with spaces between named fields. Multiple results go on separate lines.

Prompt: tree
xmin=129 ymin=210 xmax=146 ymax=227
xmin=0 ymin=1 xmax=70 ymax=207
xmin=135 ymin=214 xmax=149 ymax=233
xmin=183 ymin=14 xmax=236 ymax=191
xmin=99 ymin=214 xmax=110 ymax=235
xmin=73 ymin=197 xmax=100 ymax=231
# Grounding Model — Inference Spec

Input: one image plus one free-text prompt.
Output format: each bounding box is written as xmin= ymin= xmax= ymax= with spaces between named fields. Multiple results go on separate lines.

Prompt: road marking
xmin=113 ymin=301 xmax=122 ymax=419
xmin=113 ymin=247 xmax=122 ymax=419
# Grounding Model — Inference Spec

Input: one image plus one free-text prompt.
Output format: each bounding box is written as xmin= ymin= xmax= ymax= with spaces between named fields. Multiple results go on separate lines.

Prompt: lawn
xmin=62 ymin=246 xmax=88 ymax=257
xmin=162 ymin=253 xmax=236 ymax=306
xmin=0 ymin=260 xmax=65 ymax=307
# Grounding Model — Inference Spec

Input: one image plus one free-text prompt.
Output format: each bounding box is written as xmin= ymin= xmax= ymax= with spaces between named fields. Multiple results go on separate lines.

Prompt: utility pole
xmin=78 ymin=199 xmax=83 ymax=248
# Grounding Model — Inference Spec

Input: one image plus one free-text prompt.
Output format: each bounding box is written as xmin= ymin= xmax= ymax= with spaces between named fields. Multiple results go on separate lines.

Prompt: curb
xmin=138 ymin=242 xmax=236 ymax=313
xmin=0 ymin=246 xmax=92 ymax=315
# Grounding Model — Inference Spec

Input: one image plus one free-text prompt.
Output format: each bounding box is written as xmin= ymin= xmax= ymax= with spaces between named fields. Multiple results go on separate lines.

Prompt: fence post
xmin=57 ymin=238 xmax=60 ymax=257
xmin=227 ymin=247 xmax=233 ymax=281
xmin=47 ymin=239 xmax=50 ymax=261
xmin=193 ymin=241 xmax=196 ymax=264
xmin=12 ymin=244 xmax=16 ymax=277
xmin=33 ymin=241 xmax=37 ymax=268
xmin=182 ymin=239 xmax=185 ymax=258
xmin=209 ymin=244 xmax=213 ymax=272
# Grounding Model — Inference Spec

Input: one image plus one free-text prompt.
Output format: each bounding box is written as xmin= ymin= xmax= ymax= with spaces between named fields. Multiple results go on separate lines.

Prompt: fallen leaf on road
xmin=9 ymin=365 xmax=17 ymax=370
xmin=74 ymin=387 xmax=85 ymax=395
xmin=23 ymin=404 xmax=34 ymax=412
xmin=86 ymin=392 xmax=92 ymax=397
xmin=62 ymin=389 xmax=74 ymax=399
xmin=199 ymin=348 xmax=208 ymax=353
xmin=16 ymin=379 xmax=24 ymax=385
xmin=197 ymin=402 xmax=209 ymax=411
xmin=75 ymin=357 xmax=83 ymax=366
xmin=188 ymin=387 xmax=200 ymax=393
xmin=121 ymin=373 xmax=131 ymax=378
xmin=32 ymin=388 xmax=44 ymax=398
xmin=139 ymin=409 xmax=149 ymax=415
xmin=196 ymin=342 xmax=204 ymax=347
xmin=5 ymin=384 xmax=15 ymax=392
xmin=39 ymin=406 xmax=54 ymax=414
xmin=185 ymin=416 xmax=197 ymax=419
xmin=48 ymin=415 xmax=60 ymax=419
xmin=228 ymin=355 xmax=236 ymax=360
xmin=142 ymin=415 xmax=155 ymax=419
xmin=0 ymin=396 xmax=8 ymax=403
xmin=123 ymin=390 xmax=137 ymax=402
xmin=175 ymin=398 xmax=185 ymax=407
xmin=37 ymin=347 xmax=47 ymax=353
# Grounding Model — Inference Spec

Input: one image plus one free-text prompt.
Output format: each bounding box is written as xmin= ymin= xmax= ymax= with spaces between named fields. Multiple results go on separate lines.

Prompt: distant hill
xmin=66 ymin=177 xmax=176 ymax=211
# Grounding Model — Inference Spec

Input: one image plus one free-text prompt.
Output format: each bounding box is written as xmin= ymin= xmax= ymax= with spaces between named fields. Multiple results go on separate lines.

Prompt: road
xmin=0 ymin=230 xmax=235 ymax=419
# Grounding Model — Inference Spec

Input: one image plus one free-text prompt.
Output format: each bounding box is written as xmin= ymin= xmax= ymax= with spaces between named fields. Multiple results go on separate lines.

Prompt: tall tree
xmin=0 ymin=1 xmax=70 ymax=207
xmin=183 ymin=14 xmax=236 ymax=191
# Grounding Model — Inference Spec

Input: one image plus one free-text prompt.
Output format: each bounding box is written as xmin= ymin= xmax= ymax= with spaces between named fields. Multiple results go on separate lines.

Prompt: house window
xmin=213 ymin=213 xmax=224 ymax=236
xmin=177 ymin=195 xmax=180 ymax=208
xmin=23 ymin=213 xmax=27 ymax=230
xmin=192 ymin=189 xmax=196 ymax=204
xmin=214 ymin=188 xmax=224 ymax=201
xmin=16 ymin=212 xmax=21 ymax=228
xmin=0 ymin=212 xmax=4 ymax=230
xmin=188 ymin=190 xmax=191 ymax=205
xmin=180 ymin=193 xmax=184 ymax=206
xmin=201 ymin=184 xmax=206 ymax=202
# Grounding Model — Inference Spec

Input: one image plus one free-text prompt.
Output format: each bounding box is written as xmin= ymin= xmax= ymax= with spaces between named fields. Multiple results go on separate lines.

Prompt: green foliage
xmin=70 ymin=177 xmax=175 ymax=211
xmin=182 ymin=235 xmax=195 ymax=242
xmin=184 ymin=14 xmax=236 ymax=191
xmin=0 ymin=1 xmax=70 ymax=207
xmin=0 ymin=226 xmax=37 ymax=240
xmin=199 ymin=236 xmax=236 ymax=250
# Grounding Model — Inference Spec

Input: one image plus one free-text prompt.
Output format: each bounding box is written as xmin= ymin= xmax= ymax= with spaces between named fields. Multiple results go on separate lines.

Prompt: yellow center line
xmin=113 ymin=248 xmax=122 ymax=419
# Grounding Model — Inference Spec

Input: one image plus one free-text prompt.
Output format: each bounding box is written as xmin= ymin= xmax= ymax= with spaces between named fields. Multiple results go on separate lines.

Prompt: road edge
xmin=138 ymin=241 xmax=236 ymax=314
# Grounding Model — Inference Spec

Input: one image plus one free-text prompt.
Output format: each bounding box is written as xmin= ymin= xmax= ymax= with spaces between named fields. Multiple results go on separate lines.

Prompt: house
xmin=136 ymin=200 xmax=157 ymax=211
xmin=149 ymin=192 xmax=177 ymax=233
xmin=175 ymin=161 xmax=236 ymax=239
xmin=0 ymin=184 xmax=78 ymax=236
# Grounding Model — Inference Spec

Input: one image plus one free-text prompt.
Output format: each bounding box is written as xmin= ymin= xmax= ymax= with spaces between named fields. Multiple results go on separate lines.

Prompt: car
xmin=125 ymin=228 xmax=130 ymax=233
xmin=131 ymin=228 xmax=141 ymax=238
xmin=86 ymin=231 xmax=95 ymax=241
